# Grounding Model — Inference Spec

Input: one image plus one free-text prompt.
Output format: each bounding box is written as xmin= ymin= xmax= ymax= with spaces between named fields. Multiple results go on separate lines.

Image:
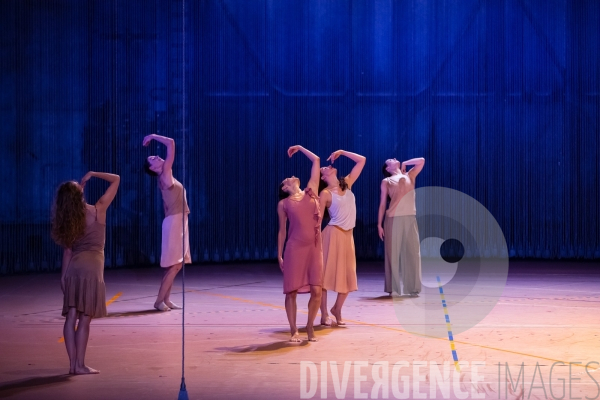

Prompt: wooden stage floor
xmin=1 ymin=261 xmax=599 ymax=399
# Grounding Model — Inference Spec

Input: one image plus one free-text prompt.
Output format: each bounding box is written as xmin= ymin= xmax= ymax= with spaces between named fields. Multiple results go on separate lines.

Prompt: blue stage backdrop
xmin=0 ymin=0 xmax=598 ymax=274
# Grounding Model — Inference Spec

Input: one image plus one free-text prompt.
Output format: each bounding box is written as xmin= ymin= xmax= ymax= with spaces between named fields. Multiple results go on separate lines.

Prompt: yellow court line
xmin=105 ymin=292 xmax=123 ymax=307
xmin=192 ymin=289 xmax=590 ymax=368
xmin=57 ymin=292 xmax=123 ymax=343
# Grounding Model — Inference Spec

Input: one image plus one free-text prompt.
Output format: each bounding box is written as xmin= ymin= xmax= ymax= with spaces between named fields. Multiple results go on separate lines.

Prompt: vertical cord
xmin=181 ymin=0 xmax=186 ymax=384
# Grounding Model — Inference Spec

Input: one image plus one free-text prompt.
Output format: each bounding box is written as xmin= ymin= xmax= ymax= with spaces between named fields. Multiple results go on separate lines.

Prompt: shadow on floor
xmin=0 ymin=374 xmax=72 ymax=398
xmin=359 ymin=294 xmax=417 ymax=302
xmin=216 ymin=340 xmax=309 ymax=353
xmin=358 ymin=295 xmax=394 ymax=301
xmin=216 ymin=325 xmax=342 ymax=354
xmin=106 ymin=309 xmax=162 ymax=318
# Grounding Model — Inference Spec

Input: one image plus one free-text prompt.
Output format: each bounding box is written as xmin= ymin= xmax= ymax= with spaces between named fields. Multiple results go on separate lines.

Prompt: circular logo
xmin=390 ymin=186 xmax=508 ymax=338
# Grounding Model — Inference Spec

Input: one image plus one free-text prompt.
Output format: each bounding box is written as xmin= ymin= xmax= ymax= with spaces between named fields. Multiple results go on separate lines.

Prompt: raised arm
xmin=143 ymin=134 xmax=175 ymax=174
xmin=402 ymin=157 xmax=425 ymax=178
xmin=287 ymin=145 xmax=320 ymax=193
xmin=319 ymin=189 xmax=332 ymax=219
xmin=328 ymin=150 xmax=366 ymax=188
xmin=277 ymin=201 xmax=288 ymax=272
xmin=81 ymin=171 xmax=120 ymax=214
xmin=377 ymin=180 xmax=389 ymax=241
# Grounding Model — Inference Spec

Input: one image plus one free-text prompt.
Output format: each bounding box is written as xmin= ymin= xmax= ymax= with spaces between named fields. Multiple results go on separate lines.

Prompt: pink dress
xmin=282 ymin=189 xmax=323 ymax=294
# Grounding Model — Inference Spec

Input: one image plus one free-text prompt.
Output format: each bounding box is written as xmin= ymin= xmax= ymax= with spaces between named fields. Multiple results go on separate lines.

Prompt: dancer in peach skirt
xmin=318 ymin=150 xmax=366 ymax=326
xmin=277 ymin=145 xmax=323 ymax=342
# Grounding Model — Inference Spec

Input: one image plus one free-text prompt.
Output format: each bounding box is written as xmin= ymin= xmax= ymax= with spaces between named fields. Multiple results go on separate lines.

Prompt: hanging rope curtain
xmin=0 ymin=1 xmax=598 ymax=277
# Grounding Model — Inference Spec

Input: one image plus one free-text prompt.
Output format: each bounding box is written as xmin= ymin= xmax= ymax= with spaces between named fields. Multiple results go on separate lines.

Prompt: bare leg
xmin=64 ymin=307 xmax=78 ymax=374
xmin=155 ymin=262 xmax=183 ymax=310
xmin=320 ymin=289 xmax=335 ymax=326
xmin=330 ymin=292 xmax=349 ymax=325
xmin=164 ymin=262 xmax=184 ymax=309
xmin=320 ymin=288 xmax=329 ymax=324
xmin=73 ymin=313 xmax=98 ymax=374
xmin=285 ymin=291 xmax=300 ymax=342
xmin=306 ymin=285 xmax=322 ymax=341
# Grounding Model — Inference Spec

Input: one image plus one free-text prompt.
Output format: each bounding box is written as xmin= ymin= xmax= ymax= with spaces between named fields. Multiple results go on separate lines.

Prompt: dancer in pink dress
xmin=277 ymin=145 xmax=323 ymax=342
xmin=144 ymin=134 xmax=191 ymax=311
xmin=51 ymin=171 xmax=120 ymax=374
xmin=318 ymin=150 xmax=366 ymax=326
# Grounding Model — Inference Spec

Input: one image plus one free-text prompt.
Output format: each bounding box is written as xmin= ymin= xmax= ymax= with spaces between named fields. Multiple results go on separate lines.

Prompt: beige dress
xmin=62 ymin=206 xmax=107 ymax=318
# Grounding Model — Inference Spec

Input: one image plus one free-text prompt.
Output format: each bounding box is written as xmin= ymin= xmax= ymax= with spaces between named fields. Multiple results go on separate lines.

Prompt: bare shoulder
xmin=92 ymin=201 xmax=107 ymax=213
xmin=159 ymin=171 xmax=175 ymax=189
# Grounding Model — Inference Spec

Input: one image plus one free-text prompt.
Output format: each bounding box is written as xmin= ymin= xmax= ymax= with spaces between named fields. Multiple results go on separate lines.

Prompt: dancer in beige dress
xmin=318 ymin=150 xmax=366 ymax=326
xmin=144 ymin=134 xmax=191 ymax=311
xmin=277 ymin=145 xmax=323 ymax=342
xmin=51 ymin=171 xmax=120 ymax=374
xmin=377 ymin=157 xmax=425 ymax=296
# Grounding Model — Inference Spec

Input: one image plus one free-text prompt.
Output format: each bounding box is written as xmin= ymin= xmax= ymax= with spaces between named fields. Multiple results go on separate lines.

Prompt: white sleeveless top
xmin=327 ymin=189 xmax=356 ymax=231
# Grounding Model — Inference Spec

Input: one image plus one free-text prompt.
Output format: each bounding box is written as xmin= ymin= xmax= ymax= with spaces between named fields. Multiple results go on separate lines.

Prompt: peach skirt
xmin=322 ymin=225 xmax=358 ymax=293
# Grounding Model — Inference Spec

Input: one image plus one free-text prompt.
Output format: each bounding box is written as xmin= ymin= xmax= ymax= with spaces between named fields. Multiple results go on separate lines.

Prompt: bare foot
xmin=165 ymin=301 xmax=182 ymax=309
xmin=330 ymin=307 xmax=345 ymax=326
xmin=320 ymin=317 xmax=337 ymax=327
xmin=289 ymin=331 xmax=302 ymax=343
xmin=154 ymin=301 xmax=171 ymax=311
xmin=306 ymin=325 xmax=317 ymax=342
xmin=74 ymin=365 xmax=100 ymax=375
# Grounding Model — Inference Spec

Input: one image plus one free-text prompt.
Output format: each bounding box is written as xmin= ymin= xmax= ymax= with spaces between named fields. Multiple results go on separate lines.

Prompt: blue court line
xmin=437 ymin=276 xmax=461 ymax=372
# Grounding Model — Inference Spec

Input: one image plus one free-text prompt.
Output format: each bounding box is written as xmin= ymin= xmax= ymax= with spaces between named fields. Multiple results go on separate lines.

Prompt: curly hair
xmin=51 ymin=181 xmax=86 ymax=248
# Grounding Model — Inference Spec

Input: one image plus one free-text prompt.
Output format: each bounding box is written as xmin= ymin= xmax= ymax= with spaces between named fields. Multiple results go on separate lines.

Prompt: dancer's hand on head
xmin=327 ymin=150 xmax=343 ymax=163
xmin=142 ymin=134 xmax=156 ymax=146
xmin=80 ymin=171 xmax=94 ymax=188
xmin=377 ymin=226 xmax=385 ymax=241
xmin=287 ymin=145 xmax=301 ymax=158
xmin=278 ymin=257 xmax=284 ymax=272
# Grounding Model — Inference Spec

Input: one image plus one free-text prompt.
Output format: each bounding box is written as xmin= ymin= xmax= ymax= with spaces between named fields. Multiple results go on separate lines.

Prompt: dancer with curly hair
xmin=51 ymin=171 xmax=120 ymax=374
